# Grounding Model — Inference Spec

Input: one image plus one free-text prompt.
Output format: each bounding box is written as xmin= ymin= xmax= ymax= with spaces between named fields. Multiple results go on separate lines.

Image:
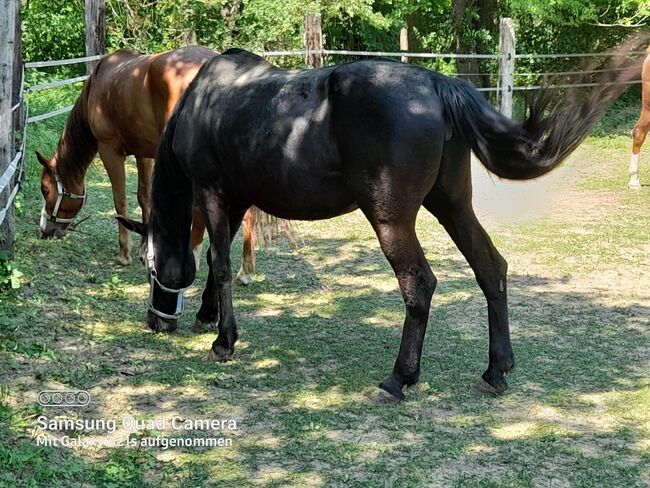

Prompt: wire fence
xmin=23 ymin=48 xmax=646 ymax=123
xmin=0 ymin=65 xmax=27 ymax=227
xmin=0 ymin=46 xmax=645 ymax=226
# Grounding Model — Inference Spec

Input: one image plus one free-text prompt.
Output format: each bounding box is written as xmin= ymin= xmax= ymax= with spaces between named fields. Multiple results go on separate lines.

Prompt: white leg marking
xmin=629 ymin=153 xmax=641 ymax=190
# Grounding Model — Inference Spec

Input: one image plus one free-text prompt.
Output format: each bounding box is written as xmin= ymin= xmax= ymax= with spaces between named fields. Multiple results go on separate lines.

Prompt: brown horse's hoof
xmin=208 ymin=345 xmax=234 ymax=362
xmin=192 ymin=318 xmax=217 ymax=333
xmin=114 ymin=255 xmax=132 ymax=266
xmin=472 ymin=378 xmax=507 ymax=397
xmin=235 ymin=272 xmax=253 ymax=286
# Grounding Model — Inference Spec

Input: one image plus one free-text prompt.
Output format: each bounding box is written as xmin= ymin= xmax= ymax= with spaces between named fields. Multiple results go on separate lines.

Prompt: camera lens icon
xmin=37 ymin=390 xmax=91 ymax=407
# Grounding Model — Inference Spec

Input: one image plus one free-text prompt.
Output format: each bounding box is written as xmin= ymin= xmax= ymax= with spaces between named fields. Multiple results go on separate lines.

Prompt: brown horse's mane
xmin=55 ymin=67 xmax=100 ymax=188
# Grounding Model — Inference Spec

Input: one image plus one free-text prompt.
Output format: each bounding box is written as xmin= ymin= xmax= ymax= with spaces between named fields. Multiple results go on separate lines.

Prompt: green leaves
xmin=0 ymin=252 xmax=23 ymax=291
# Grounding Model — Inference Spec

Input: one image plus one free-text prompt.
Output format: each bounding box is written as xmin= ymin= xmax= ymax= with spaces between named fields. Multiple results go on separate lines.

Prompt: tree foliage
xmin=21 ymin=0 xmax=650 ymax=77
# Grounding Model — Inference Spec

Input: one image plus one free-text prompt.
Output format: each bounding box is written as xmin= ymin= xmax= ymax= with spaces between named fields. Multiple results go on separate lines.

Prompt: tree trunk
xmin=452 ymin=0 xmax=499 ymax=88
xmin=0 ymin=0 xmax=17 ymax=255
xmin=85 ymin=0 xmax=105 ymax=74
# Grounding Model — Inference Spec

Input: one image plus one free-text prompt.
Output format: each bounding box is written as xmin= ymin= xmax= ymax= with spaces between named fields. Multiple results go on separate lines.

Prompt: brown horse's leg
xmin=99 ymin=146 xmax=131 ymax=265
xmin=190 ymin=205 xmax=206 ymax=271
xmin=135 ymin=157 xmax=154 ymax=221
xmin=630 ymin=118 xmax=649 ymax=189
xmin=235 ymin=207 xmax=256 ymax=285
xmin=364 ymin=214 xmax=436 ymax=401
xmin=135 ymin=157 xmax=154 ymax=263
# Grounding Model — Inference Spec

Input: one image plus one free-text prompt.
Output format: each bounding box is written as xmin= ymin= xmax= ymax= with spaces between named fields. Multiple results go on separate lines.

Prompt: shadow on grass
xmin=3 ymin=227 xmax=649 ymax=486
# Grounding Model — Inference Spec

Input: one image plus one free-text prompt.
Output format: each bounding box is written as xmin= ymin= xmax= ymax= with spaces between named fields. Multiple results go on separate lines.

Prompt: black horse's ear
xmin=36 ymin=151 xmax=54 ymax=170
xmin=116 ymin=215 xmax=148 ymax=236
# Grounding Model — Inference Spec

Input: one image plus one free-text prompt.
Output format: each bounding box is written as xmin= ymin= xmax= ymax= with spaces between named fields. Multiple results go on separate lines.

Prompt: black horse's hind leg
xmin=193 ymin=211 xmax=247 ymax=333
xmin=424 ymin=196 xmax=514 ymax=395
xmin=195 ymin=186 xmax=246 ymax=360
xmin=366 ymin=217 xmax=437 ymax=401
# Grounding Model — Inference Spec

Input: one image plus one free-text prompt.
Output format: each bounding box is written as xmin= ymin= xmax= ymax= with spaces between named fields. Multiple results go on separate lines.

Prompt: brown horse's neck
xmin=54 ymin=83 xmax=98 ymax=189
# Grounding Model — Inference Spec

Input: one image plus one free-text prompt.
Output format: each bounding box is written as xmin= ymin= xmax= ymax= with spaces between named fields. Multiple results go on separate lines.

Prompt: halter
xmin=146 ymin=231 xmax=193 ymax=321
xmin=43 ymin=173 xmax=87 ymax=224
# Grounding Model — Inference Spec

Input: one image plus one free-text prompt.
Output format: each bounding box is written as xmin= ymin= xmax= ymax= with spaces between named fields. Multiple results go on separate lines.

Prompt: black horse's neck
xmin=150 ymin=125 xmax=195 ymax=285
xmin=55 ymin=85 xmax=98 ymax=189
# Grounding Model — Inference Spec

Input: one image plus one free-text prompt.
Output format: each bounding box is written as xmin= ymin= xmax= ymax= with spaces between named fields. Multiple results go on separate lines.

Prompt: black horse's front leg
xmin=194 ymin=186 xmax=247 ymax=360
xmin=192 ymin=248 xmax=219 ymax=332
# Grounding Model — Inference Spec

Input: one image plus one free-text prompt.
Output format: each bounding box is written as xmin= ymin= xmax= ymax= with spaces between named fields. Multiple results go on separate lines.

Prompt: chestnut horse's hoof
xmin=235 ymin=271 xmax=253 ymax=286
xmin=628 ymin=179 xmax=642 ymax=190
xmin=192 ymin=318 xmax=217 ymax=333
xmin=115 ymin=255 xmax=132 ymax=266
xmin=378 ymin=375 xmax=406 ymax=401
xmin=208 ymin=344 xmax=234 ymax=362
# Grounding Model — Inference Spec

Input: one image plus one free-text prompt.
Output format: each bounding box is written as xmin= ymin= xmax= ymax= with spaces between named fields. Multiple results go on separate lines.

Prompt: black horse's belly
xmin=191 ymin=66 xmax=358 ymax=220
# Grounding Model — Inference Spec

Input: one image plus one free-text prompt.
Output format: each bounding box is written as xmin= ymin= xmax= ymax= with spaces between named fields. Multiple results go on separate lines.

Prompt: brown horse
xmin=37 ymin=46 xmax=257 ymax=283
xmin=629 ymin=47 xmax=650 ymax=189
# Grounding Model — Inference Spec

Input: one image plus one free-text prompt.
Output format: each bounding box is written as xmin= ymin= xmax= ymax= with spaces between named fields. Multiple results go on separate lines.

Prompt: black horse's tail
xmin=435 ymin=45 xmax=644 ymax=180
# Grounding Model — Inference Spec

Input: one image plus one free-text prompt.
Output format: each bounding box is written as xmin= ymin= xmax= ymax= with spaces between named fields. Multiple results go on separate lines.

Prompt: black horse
xmin=118 ymin=48 xmax=641 ymax=400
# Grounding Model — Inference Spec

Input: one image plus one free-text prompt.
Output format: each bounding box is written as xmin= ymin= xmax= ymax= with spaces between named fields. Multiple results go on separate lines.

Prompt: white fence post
xmin=497 ymin=17 xmax=515 ymax=117
xmin=400 ymin=27 xmax=409 ymax=63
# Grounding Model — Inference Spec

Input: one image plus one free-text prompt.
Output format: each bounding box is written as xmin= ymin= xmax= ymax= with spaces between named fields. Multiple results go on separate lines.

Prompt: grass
xmin=0 ymin=90 xmax=648 ymax=487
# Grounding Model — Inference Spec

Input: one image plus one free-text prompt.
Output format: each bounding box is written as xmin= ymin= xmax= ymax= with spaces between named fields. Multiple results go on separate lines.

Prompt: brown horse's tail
xmin=436 ymin=39 xmax=645 ymax=180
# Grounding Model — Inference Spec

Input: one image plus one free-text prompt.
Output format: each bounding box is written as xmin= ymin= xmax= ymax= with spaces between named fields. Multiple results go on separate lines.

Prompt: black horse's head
xmin=117 ymin=216 xmax=196 ymax=332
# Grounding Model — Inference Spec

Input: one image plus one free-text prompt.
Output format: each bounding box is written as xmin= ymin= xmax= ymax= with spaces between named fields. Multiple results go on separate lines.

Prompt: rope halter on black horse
xmin=42 ymin=172 xmax=87 ymax=224
xmin=146 ymin=231 xmax=193 ymax=321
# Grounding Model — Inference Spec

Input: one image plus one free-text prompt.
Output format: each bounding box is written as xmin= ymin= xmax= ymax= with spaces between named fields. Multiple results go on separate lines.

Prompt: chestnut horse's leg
xmin=630 ymin=56 xmax=650 ymax=190
xmin=135 ymin=157 xmax=154 ymax=222
xmin=630 ymin=113 xmax=649 ymax=190
xmin=235 ymin=207 xmax=256 ymax=285
xmin=135 ymin=157 xmax=154 ymax=262
xmin=99 ymin=145 xmax=131 ymax=265
xmin=190 ymin=205 xmax=206 ymax=271
xmin=424 ymin=146 xmax=513 ymax=395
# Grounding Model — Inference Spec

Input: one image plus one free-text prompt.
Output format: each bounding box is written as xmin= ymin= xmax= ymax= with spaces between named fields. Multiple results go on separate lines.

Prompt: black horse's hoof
xmin=147 ymin=314 xmax=178 ymax=333
xmin=192 ymin=318 xmax=217 ymax=333
xmin=473 ymin=376 xmax=508 ymax=397
xmin=208 ymin=344 xmax=234 ymax=362
xmin=378 ymin=376 xmax=406 ymax=401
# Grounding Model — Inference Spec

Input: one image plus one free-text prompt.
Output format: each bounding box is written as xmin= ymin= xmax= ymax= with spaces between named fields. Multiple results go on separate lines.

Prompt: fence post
xmin=497 ymin=17 xmax=515 ymax=117
xmin=303 ymin=13 xmax=323 ymax=69
xmin=85 ymin=0 xmax=105 ymax=74
xmin=0 ymin=0 xmax=17 ymax=255
xmin=400 ymin=27 xmax=409 ymax=63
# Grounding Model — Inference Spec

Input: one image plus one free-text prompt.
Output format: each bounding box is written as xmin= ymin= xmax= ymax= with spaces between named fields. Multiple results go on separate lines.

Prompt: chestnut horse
xmin=37 ymin=46 xmax=256 ymax=283
xmin=629 ymin=47 xmax=650 ymax=189
xmin=118 ymin=48 xmax=642 ymax=400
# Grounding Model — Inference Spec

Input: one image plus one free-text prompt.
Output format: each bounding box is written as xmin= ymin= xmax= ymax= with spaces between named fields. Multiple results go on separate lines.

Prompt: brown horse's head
xmin=37 ymin=151 xmax=86 ymax=238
